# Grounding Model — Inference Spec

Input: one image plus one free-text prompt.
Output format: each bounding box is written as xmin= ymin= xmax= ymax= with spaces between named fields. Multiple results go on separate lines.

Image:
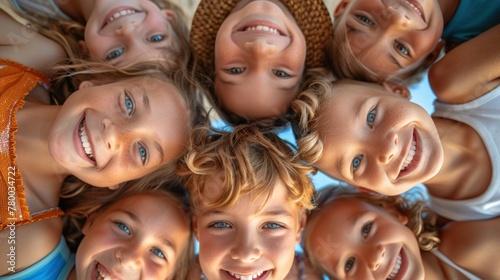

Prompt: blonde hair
xmin=177 ymin=124 xmax=316 ymax=212
xmin=304 ymin=186 xmax=440 ymax=271
xmin=61 ymin=169 xmax=194 ymax=280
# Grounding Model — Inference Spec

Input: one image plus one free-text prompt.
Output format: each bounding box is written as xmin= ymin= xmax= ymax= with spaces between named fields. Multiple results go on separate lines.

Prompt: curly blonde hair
xmin=303 ymin=185 xmax=441 ymax=271
xmin=61 ymin=169 xmax=194 ymax=280
xmin=177 ymin=124 xmax=316 ymax=212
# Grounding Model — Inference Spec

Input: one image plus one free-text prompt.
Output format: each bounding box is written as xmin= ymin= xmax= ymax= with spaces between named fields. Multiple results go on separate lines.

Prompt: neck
xmin=57 ymin=0 xmax=96 ymax=23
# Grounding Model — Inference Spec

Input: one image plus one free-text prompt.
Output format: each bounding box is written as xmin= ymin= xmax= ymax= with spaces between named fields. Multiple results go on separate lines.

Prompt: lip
xmin=92 ymin=261 xmax=123 ymax=280
xmin=386 ymin=248 xmax=408 ymax=280
xmin=101 ymin=6 xmax=140 ymax=29
xmin=234 ymin=18 xmax=288 ymax=37
xmin=401 ymin=0 xmax=426 ymax=23
xmin=74 ymin=112 xmax=97 ymax=166
xmin=223 ymin=269 xmax=271 ymax=280
xmin=396 ymin=128 xmax=421 ymax=179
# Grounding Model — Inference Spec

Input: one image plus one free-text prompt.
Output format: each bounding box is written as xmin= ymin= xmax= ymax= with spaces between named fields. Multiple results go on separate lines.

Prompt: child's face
xmin=306 ymin=197 xmax=424 ymax=279
xmin=48 ymin=76 xmax=190 ymax=188
xmin=214 ymin=0 xmax=306 ymax=120
xmin=195 ymin=180 xmax=305 ymax=280
xmin=335 ymin=0 xmax=443 ymax=79
xmin=76 ymin=193 xmax=190 ymax=280
xmin=315 ymin=80 xmax=443 ymax=195
xmin=85 ymin=0 xmax=176 ymax=66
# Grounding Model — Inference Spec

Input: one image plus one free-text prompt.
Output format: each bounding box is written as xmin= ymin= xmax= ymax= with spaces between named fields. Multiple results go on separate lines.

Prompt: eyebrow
xmin=155 ymin=142 xmax=164 ymax=164
xmin=259 ymin=210 xmax=293 ymax=218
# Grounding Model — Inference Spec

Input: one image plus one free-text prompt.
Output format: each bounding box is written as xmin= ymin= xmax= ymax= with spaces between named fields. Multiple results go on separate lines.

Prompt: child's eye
xmin=395 ymin=41 xmax=410 ymax=56
xmin=355 ymin=15 xmax=373 ymax=26
xmin=147 ymin=34 xmax=165 ymax=42
xmin=124 ymin=94 xmax=134 ymax=115
xmin=263 ymin=222 xmax=283 ymax=229
xmin=138 ymin=144 xmax=148 ymax=164
xmin=361 ymin=222 xmax=372 ymax=238
xmin=225 ymin=67 xmax=245 ymax=74
xmin=352 ymin=155 xmax=363 ymax=171
xmin=366 ymin=108 xmax=377 ymax=128
xmin=151 ymin=247 xmax=166 ymax=259
xmin=115 ymin=222 xmax=131 ymax=235
xmin=273 ymin=70 xmax=290 ymax=78
xmin=210 ymin=221 xmax=231 ymax=228
xmin=106 ymin=48 xmax=124 ymax=60
xmin=345 ymin=257 xmax=355 ymax=273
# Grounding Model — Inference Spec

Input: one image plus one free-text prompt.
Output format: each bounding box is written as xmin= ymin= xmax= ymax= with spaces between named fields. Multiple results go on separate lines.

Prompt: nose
xmin=115 ymin=20 xmax=140 ymax=37
xmin=387 ymin=6 xmax=411 ymax=28
xmin=230 ymin=233 xmax=261 ymax=263
xmin=368 ymin=245 xmax=385 ymax=271
xmin=102 ymin=117 xmax=128 ymax=151
xmin=116 ymin=246 xmax=141 ymax=270
xmin=376 ymin=130 xmax=398 ymax=164
xmin=245 ymin=38 xmax=276 ymax=56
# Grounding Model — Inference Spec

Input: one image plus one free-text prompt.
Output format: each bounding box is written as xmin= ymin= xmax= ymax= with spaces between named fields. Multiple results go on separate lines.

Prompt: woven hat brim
xmin=191 ymin=0 xmax=334 ymax=75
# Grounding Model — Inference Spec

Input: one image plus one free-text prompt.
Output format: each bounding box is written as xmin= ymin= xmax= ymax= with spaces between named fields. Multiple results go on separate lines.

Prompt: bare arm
xmin=428 ymin=24 xmax=500 ymax=104
xmin=0 ymin=10 xmax=67 ymax=76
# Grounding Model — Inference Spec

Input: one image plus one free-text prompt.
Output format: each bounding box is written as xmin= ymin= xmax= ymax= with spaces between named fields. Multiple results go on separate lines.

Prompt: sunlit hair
xmin=61 ymin=170 xmax=194 ymax=280
xmin=303 ymin=185 xmax=440 ymax=272
xmin=177 ymin=124 xmax=316 ymax=212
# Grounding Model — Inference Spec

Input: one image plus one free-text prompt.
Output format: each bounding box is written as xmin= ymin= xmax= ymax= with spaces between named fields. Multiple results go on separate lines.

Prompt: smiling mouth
xmin=244 ymin=25 xmax=281 ymax=35
xmin=94 ymin=261 xmax=111 ymax=280
xmin=400 ymin=138 xmax=416 ymax=171
xmin=102 ymin=8 xmax=138 ymax=28
xmin=79 ymin=119 xmax=95 ymax=162
xmin=401 ymin=0 xmax=425 ymax=22
xmin=226 ymin=270 xmax=269 ymax=280
xmin=387 ymin=252 xmax=402 ymax=280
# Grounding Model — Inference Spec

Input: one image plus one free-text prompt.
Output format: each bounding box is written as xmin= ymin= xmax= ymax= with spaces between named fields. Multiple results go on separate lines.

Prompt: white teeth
xmin=95 ymin=263 xmax=111 ymax=280
xmin=79 ymin=121 xmax=95 ymax=161
xmin=107 ymin=9 xmax=136 ymax=24
xmin=228 ymin=271 xmax=264 ymax=280
xmin=403 ymin=0 xmax=422 ymax=16
xmin=387 ymin=254 xmax=402 ymax=280
xmin=244 ymin=25 xmax=280 ymax=34
xmin=401 ymin=140 xmax=416 ymax=171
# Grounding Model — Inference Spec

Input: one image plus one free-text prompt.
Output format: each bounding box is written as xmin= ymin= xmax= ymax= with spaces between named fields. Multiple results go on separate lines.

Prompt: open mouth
xmin=386 ymin=252 xmax=402 ymax=280
xmin=102 ymin=7 xmax=139 ymax=29
xmin=94 ymin=261 xmax=111 ymax=280
xmin=237 ymin=19 xmax=286 ymax=36
xmin=401 ymin=0 xmax=425 ymax=22
xmin=79 ymin=118 xmax=95 ymax=162
xmin=224 ymin=269 xmax=270 ymax=280
xmin=397 ymin=130 xmax=421 ymax=179
xmin=243 ymin=25 xmax=281 ymax=35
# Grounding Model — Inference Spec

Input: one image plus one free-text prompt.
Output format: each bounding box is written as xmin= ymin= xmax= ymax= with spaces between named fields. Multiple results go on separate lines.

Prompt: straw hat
xmin=191 ymin=0 xmax=334 ymax=74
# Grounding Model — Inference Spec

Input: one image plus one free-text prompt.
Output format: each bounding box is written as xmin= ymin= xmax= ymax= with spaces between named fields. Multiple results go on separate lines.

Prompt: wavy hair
xmin=177 ymin=124 xmax=316 ymax=212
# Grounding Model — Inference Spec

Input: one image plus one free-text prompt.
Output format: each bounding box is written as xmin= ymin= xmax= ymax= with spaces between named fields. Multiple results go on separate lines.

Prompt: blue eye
xmin=115 ymin=222 xmax=131 ymax=235
xmin=124 ymin=94 xmax=134 ymax=115
xmin=345 ymin=257 xmax=355 ymax=272
xmin=356 ymin=15 xmax=373 ymax=26
xmin=395 ymin=41 xmax=410 ymax=56
xmin=106 ymin=48 xmax=124 ymax=60
xmin=263 ymin=222 xmax=282 ymax=229
xmin=273 ymin=70 xmax=290 ymax=78
xmin=148 ymin=34 xmax=165 ymax=42
xmin=138 ymin=144 xmax=147 ymax=164
xmin=226 ymin=67 xmax=245 ymax=74
xmin=366 ymin=108 xmax=376 ymax=127
xmin=210 ymin=222 xmax=231 ymax=228
xmin=151 ymin=248 xmax=166 ymax=259
xmin=352 ymin=155 xmax=362 ymax=171
xmin=362 ymin=222 xmax=372 ymax=238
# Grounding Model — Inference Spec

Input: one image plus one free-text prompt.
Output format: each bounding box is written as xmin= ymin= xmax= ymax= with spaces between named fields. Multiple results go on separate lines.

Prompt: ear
xmin=82 ymin=212 xmax=98 ymax=235
xmin=381 ymin=203 xmax=409 ymax=225
xmin=78 ymin=80 xmax=95 ymax=90
xmin=192 ymin=214 xmax=200 ymax=240
xmin=422 ymin=40 xmax=444 ymax=69
xmin=78 ymin=40 xmax=89 ymax=55
xmin=295 ymin=211 xmax=307 ymax=243
xmin=334 ymin=0 xmax=350 ymax=17
xmin=162 ymin=9 xmax=176 ymax=21
xmin=381 ymin=81 xmax=411 ymax=99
